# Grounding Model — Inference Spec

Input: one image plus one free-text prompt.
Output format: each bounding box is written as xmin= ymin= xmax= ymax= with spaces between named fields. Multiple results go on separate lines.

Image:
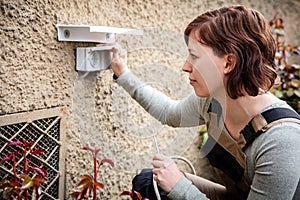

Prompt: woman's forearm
xmin=116 ymin=69 xmax=208 ymax=127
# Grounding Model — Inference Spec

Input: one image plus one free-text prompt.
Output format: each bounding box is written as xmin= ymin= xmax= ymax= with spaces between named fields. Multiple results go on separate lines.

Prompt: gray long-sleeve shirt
xmin=116 ymin=69 xmax=300 ymax=200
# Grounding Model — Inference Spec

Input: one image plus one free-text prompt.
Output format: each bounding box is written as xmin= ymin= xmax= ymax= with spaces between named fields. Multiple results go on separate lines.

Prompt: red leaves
xmin=70 ymin=175 xmax=105 ymax=199
xmin=0 ymin=140 xmax=48 ymax=200
xmin=269 ymin=13 xmax=284 ymax=29
xmin=120 ymin=190 xmax=134 ymax=198
xmin=8 ymin=140 xmax=44 ymax=155
xmin=1 ymin=155 xmax=13 ymax=164
xmin=8 ymin=181 xmax=19 ymax=188
xmin=99 ymin=158 xmax=114 ymax=168
xmin=8 ymin=141 xmax=23 ymax=147
xmin=23 ymin=140 xmax=35 ymax=149
xmin=82 ymin=146 xmax=101 ymax=157
xmin=76 ymin=175 xmax=93 ymax=196
xmin=269 ymin=13 xmax=300 ymax=112
xmin=120 ymin=190 xmax=148 ymax=200
xmin=82 ymin=146 xmax=95 ymax=152
xmin=76 ymin=175 xmax=105 ymax=190
xmin=30 ymin=148 xmax=44 ymax=155
xmin=8 ymin=140 xmax=35 ymax=150
xmin=94 ymin=181 xmax=104 ymax=190
xmin=28 ymin=167 xmax=48 ymax=177
xmin=70 ymin=146 xmax=114 ymax=200
xmin=19 ymin=174 xmax=46 ymax=190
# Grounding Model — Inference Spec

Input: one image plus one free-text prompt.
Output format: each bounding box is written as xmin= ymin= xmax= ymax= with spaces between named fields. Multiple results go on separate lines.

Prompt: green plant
xmin=70 ymin=146 xmax=114 ymax=200
xmin=198 ymin=125 xmax=208 ymax=150
xmin=269 ymin=13 xmax=300 ymax=113
xmin=0 ymin=140 xmax=48 ymax=200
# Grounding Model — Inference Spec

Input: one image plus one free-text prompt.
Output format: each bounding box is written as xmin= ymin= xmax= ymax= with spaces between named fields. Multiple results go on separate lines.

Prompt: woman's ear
xmin=224 ymin=54 xmax=236 ymax=74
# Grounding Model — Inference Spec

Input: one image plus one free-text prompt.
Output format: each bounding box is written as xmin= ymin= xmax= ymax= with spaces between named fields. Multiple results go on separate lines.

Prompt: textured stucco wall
xmin=1 ymin=0 xmax=300 ymax=199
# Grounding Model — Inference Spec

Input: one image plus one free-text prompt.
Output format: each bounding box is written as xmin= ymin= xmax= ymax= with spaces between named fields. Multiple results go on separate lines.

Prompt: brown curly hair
xmin=184 ymin=5 xmax=277 ymax=99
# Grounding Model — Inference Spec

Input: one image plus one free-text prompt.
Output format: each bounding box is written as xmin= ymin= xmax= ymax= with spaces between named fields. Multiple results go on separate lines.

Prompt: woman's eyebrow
xmin=188 ymin=48 xmax=201 ymax=54
xmin=188 ymin=48 xmax=195 ymax=53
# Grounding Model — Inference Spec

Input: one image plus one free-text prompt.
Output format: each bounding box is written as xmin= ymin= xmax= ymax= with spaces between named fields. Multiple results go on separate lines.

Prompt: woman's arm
xmin=116 ymin=69 xmax=209 ymax=127
xmin=246 ymin=122 xmax=300 ymax=199
xmin=152 ymin=154 xmax=228 ymax=200
xmin=168 ymin=177 xmax=210 ymax=200
xmin=110 ymin=47 xmax=209 ymax=127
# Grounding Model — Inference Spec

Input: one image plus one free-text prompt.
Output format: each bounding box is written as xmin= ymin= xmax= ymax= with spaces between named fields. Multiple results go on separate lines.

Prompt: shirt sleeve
xmin=167 ymin=177 xmax=209 ymax=200
xmin=246 ymin=122 xmax=300 ymax=200
xmin=116 ymin=69 xmax=209 ymax=127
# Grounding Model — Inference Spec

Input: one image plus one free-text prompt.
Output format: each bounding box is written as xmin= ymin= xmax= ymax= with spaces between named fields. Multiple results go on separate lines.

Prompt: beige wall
xmin=1 ymin=0 xmax=300 ymax=199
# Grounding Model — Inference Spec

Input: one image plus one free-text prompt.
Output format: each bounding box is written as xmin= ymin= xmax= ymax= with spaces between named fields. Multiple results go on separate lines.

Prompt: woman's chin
xmin=194 ymin=90 xmax=210 ymax=98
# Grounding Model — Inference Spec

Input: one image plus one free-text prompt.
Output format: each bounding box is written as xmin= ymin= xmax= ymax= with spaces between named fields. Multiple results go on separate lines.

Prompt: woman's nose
xmin=182 ymin=60 xmax=193 ymax=73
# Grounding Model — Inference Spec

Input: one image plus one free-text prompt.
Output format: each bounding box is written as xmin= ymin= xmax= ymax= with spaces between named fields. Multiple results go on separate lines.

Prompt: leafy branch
xmin=0 ymin=140 xmax=48 ymax=200
xmin=269 ymin=13 xmax=300 ymax=113
xmin=70 ymin=146 xmax=114 ymax=200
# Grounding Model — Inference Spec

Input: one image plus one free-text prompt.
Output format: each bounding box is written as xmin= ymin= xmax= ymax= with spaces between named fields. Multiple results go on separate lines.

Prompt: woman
xmin=111 ymin=5 xmax=300 ymax=200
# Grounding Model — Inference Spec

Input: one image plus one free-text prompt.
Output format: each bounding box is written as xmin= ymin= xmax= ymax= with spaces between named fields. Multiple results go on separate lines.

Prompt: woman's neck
xmin=215 ymin=92 xmax=279 ymax=140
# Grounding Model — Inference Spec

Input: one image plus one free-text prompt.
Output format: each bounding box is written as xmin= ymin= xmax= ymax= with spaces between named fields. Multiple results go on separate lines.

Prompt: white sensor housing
xmin=56 ymin=24 xmax=143 ymax=71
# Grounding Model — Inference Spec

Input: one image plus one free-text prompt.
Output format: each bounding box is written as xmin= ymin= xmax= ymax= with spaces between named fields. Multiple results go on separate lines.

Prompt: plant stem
xmin=12 ymin=153 xmax=17 ymax=182
xmin=12 ymin=153 xmax=21 ymax=200
xmin=23 ymin=145 xmax=29 ymax=200
xmin=93 ymin=156 xmax=97 ymax=200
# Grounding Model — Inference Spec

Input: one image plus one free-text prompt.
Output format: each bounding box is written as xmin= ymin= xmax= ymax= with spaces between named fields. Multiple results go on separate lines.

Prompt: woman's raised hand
xmin=110 ymin=46 xmax=127 ymax=77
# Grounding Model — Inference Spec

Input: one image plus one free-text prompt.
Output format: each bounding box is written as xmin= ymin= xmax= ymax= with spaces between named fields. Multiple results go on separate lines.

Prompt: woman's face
xmin=182 ymin=33 xmax=227 ymax=98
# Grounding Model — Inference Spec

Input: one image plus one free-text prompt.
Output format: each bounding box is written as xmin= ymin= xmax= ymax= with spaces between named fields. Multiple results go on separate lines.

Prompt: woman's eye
xmin=190 ymin=53 xmax=198 ymax=59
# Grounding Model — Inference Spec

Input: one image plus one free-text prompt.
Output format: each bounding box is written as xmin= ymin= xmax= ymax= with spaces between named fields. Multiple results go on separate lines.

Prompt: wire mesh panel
xmin=0 ymin=107 xmax=66 ymax=200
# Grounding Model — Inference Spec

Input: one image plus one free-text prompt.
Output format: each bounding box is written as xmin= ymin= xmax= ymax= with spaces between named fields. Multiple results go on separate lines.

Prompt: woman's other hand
xmin=111 ymin=46 xmax=127 ymax=77
xmin=152 ymin=154 xmax=184 ymax=193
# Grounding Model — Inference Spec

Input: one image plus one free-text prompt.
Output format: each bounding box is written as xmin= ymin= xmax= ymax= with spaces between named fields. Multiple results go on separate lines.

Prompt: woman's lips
xmin=189 ymin=78 xmax=196 ymax=85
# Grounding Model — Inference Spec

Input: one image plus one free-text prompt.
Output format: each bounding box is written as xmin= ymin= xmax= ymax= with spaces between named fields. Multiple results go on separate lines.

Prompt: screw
xmin=106 ymin=33 xmax=113 ymax=41
xmin=64 ymin=30 xmax=70 ymax=38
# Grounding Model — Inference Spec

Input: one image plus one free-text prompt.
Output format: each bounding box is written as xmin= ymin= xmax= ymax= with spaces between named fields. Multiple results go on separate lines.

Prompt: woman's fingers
xmin=110 ymin=45 xmax=127 ymax=77
xmin=112 ymin=47 xmax=119 ymax=59
xmin=151 ymin=154 xmax=184 ymax=192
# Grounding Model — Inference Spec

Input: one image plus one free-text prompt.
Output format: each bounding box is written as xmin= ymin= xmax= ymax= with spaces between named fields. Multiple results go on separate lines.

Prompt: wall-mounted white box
xmin=76 ymin=46 xmax=114 ymax=71
xmin=56 ymin=24 xmax=143 ymax=71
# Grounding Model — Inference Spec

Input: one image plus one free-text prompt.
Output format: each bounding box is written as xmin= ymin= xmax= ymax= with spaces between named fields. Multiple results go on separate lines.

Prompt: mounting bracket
xmin=55 ymin=24 xmax=143 ymax=71
xmin=56 ymin=24 xmax=143 ymax=43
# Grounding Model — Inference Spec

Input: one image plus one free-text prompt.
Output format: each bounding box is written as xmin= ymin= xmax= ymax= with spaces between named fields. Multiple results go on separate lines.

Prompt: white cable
xmin=153 ymin=155 xmax=196 ymax=199
xmin=153 ymin=134 xmax=162 ymax=200
xmin=152 ymin=135 xmax=196 ymax=199
xmin=169 ymin=155 xmax=197 ymax=175
xmin=153 ymin=178 xmax=161 ymax=200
